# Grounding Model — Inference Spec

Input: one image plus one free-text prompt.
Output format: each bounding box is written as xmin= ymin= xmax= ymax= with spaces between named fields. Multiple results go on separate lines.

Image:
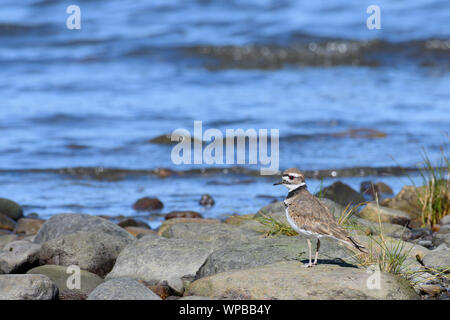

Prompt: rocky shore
xmin=0 ymin=181 xmax=448 ymax=300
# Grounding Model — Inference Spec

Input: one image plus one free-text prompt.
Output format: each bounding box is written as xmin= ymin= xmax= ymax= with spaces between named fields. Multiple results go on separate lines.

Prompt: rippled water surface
xmin=1 ymin=0 xmax=449 ymax=224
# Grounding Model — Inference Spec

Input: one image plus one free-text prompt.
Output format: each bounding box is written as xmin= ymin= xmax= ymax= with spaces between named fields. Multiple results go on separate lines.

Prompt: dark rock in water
xmin=199 ymin=194 xmax=215 ymax=207
xmin=165 ymin=211 xmax=203 ymax=220
xmin=0 ymin=198 xmax=23 ymax=221
xmin=133 ymin=197 xmax=164 ymax=211
xmin=154 ymin=168 xmax=175 ymax=178
xmin=87 ymin=278 xmax=161 ymax=300
xmin=39 ymin=231 xmax=134 ymax=277
xmin=0 ymin=274 xmax=58 ymax=300
xmin=317 ymin=181 xmax=365 ymax=207
xmin=0 ymin=240 xmax=41 ymax=274
xmin=14 ymin=218 xmax=45 ymax=236
xmin=360 ymin=181 xmax=393 ymax=200
xmin=27 ymin=265 xmax=103 ymax=300
xmin=33 ymin=213 xmax=134 ymax=244
xmin=117 ymin=218 xmax=150 ymax=229
xmin=0 ymin=214 xmax=16 ymax=231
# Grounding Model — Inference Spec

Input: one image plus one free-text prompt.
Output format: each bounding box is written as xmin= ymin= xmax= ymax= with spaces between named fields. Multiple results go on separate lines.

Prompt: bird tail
xmin=347 ymin=236 xmax=369 ymax=254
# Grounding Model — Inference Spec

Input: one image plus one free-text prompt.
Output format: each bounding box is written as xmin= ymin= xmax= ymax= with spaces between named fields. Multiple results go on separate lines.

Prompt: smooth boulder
xmin=34 ymin=213 xmax=134 ymax=244
xmin=88 ymin=278 xmax=161 ymax=300
xmin=317 ymin=182 xmax=365 ymax=207
xmin=196 ymin=236 xmax=356 ymax=279
xmin=39 ymin=231 xmax=134 ymax=277
xmin=0 ymin=198 xmax=23 ymax=221
xmin=106 ymin=236 xmax=214 ymax=291
xmin=186 ymin=261 xmax=419 ymax=300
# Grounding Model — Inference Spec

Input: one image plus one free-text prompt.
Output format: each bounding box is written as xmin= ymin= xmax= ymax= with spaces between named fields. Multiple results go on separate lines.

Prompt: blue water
xmin=0 ymin=0 xmax=449 ymax=226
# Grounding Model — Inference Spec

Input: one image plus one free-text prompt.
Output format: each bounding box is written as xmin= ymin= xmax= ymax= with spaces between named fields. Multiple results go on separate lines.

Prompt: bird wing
xmin=290 ymin=194 xmax=350 ymax=242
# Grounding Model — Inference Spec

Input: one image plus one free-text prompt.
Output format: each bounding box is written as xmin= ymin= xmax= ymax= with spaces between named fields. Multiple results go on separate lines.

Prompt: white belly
xmin=285 ymin=207 xmax=321 ymax=238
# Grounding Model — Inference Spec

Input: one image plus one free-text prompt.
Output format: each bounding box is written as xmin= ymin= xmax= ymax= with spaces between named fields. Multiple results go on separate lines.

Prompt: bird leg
xmin=313 ymin=239 xmax=320 ymax=265
xmin=304 ymin=239 xmax=313 ymax=268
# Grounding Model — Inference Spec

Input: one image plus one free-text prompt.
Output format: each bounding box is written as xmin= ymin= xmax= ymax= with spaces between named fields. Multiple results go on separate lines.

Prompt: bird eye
xmin=289 ymin=176 xmax=294 ymax=180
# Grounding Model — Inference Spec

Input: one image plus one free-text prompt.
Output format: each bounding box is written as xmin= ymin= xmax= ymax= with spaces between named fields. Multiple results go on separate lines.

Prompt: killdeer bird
xmin=274 ymin=168 xmax=367 ymax=267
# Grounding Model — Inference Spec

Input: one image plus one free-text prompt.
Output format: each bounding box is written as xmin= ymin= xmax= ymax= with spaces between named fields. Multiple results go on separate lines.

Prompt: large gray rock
xmin=0 ymin=214 xmax=16 ymax=231
xmin=160 ymin=222 xmax=261 ymax=248
xmin=87 ymin=278 xmax=161 ymax=300
xmin=27 ymin=265 xmax=103 ymax=300
xmin=0 ymin=274 xmax=57 ymax=300
xmin=422 ymin=250 xmax=450 ymax=271
xmin=0 ymin=198 xmax=23 ymax=221
xmin=106 ymin=236 xmax=214 ymax=291
xmin=0 ymin=241 xmax=41 ymax=274
xmin=39 ymin=231 xmax=133 ymax=277
xmin=186 ymin=261 xmax=419 ymax=300
xmin=196 ymin=236 xmax=356 ymax=279
xmin=34 ymin=213 xmax=134 ymax=244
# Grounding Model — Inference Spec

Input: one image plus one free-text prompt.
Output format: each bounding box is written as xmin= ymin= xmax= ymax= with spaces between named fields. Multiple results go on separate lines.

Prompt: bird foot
xmin=303 ymin=262 xmax=314 ymax=268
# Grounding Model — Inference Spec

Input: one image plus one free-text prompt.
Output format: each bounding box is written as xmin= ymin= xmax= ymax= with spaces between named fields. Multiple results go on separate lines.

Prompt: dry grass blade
xmin=254 ymin=212 xmax=297 ymax=237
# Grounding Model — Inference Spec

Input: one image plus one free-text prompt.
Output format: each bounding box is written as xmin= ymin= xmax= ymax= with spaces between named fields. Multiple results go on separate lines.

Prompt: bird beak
xmin=273 ymin=181 xmax=282 ymax=186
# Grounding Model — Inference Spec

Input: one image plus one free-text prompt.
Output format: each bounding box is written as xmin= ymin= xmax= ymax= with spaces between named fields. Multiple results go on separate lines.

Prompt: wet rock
xmin=87 ymin=278 xmax=161 ymax=300
xmin=106 ymin=236 xmax=214 ymax=292
xmin=440 ymin=215 xmax=450 ymax=225
xmin=0 ymin=234 xmax=18 ymax=249
xmin=0 ymin=214 xmax=16 ymax=231
xmin=0 ymin=241 xmax=41 ymax=274
xmin=27 ymin=265 xmax=103 ymax=300
xmin=34 ymin=213 xmax=134 ymax=244
xmin=39 ymin=231 xmax=134 ymax=277
xmin=186 ymin=261 xmax=418 ymax=300
xmin=381 ymin=186 xmax=423 ymax=223
xmin=165 ymin=211 xmax=203 ymax=220
xmin=124 ymin=227 xmax=157 ymax=237
xmin=422 ymin=250 xmax=450 ymax=271
xmin=332 ymin=128 xmax=387 ymax=139
xmin=0 ymin=198 xmax=23 ymax=221
xmin=199 ymin=194 xmax=215 ymax=207
xmin=132 ymin=197 xmax=163 ymax=211
xmin=14 ymin=218 xmax=45 ymax=236
xmin=154 ymin=168 xmax=175 ymax=178
xmin=196 ymin=236 xmax=356 ymax=279
xmin=0 ymin=274 xmax=57 ymax=300
xmin=117 ymin=218 xmax=150 ymax=229
xmin=359 ymin=202 xmax=411 ymax=226
xmin=317 ymin=181 xmax=365 ymax=207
